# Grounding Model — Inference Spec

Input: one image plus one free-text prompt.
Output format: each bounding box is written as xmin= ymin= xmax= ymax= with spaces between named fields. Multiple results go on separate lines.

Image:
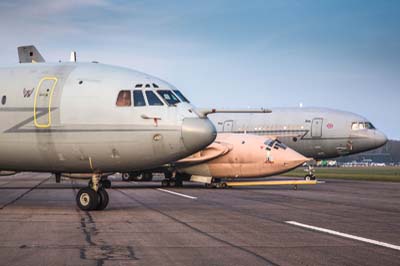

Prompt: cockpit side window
xmin=145 ymin=91 xmax=164 ymax=106
xmin=133 ymin=90 xmax=146 ymax=106
xmin=156 ymin=90 xmax=180 ymax=105
xmin=275 ymin=139 xmax=287 ymax=150
xmin=351 ymin=122 xmax=359 ymax=130
xmin=116 ymin=90 xmax=131 ymax=107
xmin=366 ymin=122 xmax=376 ymax=129
xmin=264 ymin=139 xmax=287 ymax=150
xmin=173 ymin=90 xmax=190 ymax=103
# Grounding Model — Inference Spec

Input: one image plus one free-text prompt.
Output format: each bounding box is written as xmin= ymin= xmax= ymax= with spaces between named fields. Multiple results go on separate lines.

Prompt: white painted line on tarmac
xmin=286 ymin=221 xmax=400 ymax=251
xmin=156 ymin=188 xmax=197 ymax=200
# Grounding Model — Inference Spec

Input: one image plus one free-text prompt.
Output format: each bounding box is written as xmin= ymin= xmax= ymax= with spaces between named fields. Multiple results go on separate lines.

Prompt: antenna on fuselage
xmin=70 ymin=51 xmax=77 ymax=62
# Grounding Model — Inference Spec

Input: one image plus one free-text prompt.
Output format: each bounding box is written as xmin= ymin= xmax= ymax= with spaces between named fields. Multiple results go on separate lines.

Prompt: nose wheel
xmin=76 ymin=173 xmax=110 ymax=211
xmin=304 ymin=163 xmax=317 ymax=180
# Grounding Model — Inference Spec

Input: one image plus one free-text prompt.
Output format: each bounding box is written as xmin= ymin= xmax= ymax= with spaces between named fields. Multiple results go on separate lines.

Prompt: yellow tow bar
xmin=224 ymin=180 xmax=318 ymax=189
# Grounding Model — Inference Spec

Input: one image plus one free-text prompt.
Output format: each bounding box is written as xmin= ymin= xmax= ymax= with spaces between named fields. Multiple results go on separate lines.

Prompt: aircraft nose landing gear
xmin=76 ymin=173 xmax=110 ymax=211
xmin=304 ymin=163 xmax=316 ymax=181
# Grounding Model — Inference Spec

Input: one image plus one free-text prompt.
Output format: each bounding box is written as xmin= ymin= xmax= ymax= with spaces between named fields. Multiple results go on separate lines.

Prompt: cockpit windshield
xmin=156 ymin=90 xmax=181 ymax=105
xmin=173 ymin=90 xmax=190 ymax=103
xmin=351 ymin=122 xmax=376 ymax=130
xmin=264 ymin=139 xmax=287 ymax=151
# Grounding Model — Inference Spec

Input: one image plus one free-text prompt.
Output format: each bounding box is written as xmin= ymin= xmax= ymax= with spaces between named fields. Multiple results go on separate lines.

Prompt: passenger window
xmin=116 ymin=90 xmax=131 ymax=107
xmin=145 ymin=91 xmax=164 ymax=106
xmin=133 ymin=90 xmax=146 ymax=106
xmin=156 ymin=90 xmax=180 ymax=105
xmin=173 ymin=90 xmax=190 ymax=103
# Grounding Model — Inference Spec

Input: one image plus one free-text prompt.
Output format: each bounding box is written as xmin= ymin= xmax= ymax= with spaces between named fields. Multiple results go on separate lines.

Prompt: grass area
xmin=282 ymin=167 xmax=400 ymax=182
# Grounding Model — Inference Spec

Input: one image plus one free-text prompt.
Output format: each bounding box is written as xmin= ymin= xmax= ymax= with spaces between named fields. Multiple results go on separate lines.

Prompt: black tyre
xmin=304 ymin=175 xmax=312 ymax=181
xmin=76 ymin=188 xmax=98 ymax=211
xmin=143 ymin=172 xmax=153 ymax=181
xmin=175 ymin=179 xmax=183 ymax=187
xmin=133 ymin=174 xmax=144 ymax=181
xmin=161 ymin=180 xmax=169 ymax=187
xmin=101 ymin=179 xmax=112 ymax=188
xmin=96 ymin=189 xmax=109 ymax=210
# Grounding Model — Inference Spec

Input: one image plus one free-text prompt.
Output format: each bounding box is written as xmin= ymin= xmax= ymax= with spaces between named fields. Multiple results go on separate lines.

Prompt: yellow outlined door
xmin=34 ymin=77 xmax=58 ymax=128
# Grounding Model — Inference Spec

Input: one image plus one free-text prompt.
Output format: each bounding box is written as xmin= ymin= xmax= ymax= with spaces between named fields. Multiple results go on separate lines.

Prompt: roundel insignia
xmin=327 ymin=123 xmax=334 ymax=129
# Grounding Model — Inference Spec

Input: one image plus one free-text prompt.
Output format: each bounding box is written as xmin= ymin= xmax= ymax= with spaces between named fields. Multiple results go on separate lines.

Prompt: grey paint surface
xmin=0 ymin=62 xmax=216 ymax=173
xmin=208 ymin=107 xmax=388 ymax=159
xmin=0 ymin=173 xmax=399 ymax=265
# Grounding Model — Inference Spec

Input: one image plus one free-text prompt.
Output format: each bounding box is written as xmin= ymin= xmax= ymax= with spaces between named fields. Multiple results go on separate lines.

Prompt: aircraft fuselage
xmin=209 ymin=108 xmax=387 ymax=159
xmin=0 ymin=62 xmax=216 ymax=173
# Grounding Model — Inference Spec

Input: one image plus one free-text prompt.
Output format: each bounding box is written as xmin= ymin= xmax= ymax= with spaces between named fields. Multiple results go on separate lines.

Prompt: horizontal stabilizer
xmin=197 ymin=108 xmax=271 ymax=117
xmin=18 ymin=45 xmax=45 ymax=63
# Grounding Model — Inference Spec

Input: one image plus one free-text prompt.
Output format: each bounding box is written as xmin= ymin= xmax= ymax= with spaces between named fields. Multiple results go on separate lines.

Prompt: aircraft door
xmin=34 ymin=77 xmax=58 ymax=128
xmin=223 ymin=120 xmax=233 ymax=132
xmin=311 ymin=118 xmax=323 ymax=138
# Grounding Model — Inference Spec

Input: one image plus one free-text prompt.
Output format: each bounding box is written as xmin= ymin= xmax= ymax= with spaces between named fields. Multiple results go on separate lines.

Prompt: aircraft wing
xmin=197 ymin=108 xmax=271 ymax=117
xmin=18 ymin=45 xmax=45 ymax=63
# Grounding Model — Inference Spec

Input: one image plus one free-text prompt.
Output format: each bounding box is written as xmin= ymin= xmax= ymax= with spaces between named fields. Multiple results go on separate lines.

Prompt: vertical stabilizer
xmin=17 ymin=45 xmax=45 ymax=63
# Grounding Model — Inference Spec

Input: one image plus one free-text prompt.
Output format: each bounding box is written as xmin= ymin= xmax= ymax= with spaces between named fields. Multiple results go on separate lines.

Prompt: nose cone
xmin=284 ymin=150 xmax=310 ymax=170
xmin=374 ymin=131 xmax=388 ymax=148
xmin=273 ymin=148 xmax=310 ymax=171
xmin=182 ymin=118 xmax=217 ymax=153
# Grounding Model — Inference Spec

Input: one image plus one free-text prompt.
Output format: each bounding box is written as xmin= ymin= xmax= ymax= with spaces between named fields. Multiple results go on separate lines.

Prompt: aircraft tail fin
xmin=17 ymin=45 xmax=45 ymax=63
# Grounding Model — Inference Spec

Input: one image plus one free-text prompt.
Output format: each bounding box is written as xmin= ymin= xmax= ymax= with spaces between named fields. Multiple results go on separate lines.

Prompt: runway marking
xmin=156 ymin=188 xmax=197 ymax=200
xmin=286 ymin=221 xmax=400 ymax=251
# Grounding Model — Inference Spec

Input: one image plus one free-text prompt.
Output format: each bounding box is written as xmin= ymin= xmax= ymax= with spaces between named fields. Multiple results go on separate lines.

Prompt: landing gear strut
xmin=55 ymin=173 xmax=61 ymax=183
xmin=161 ymin=172 xmax=183 ymax=187
xmin=76 ymin=173 xmax=110 ymax=211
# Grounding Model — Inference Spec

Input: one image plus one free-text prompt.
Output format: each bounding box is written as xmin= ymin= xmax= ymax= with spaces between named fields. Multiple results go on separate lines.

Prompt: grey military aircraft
xmin=208 ymin=107 xmax=388 ymax=178
xmin=0 ymin=45 xmax=218 ymax=211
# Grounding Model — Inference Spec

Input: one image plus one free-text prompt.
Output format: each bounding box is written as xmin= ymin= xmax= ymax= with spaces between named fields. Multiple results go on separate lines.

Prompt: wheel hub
xmin=80 ymin=193 xmax=90 ymax=206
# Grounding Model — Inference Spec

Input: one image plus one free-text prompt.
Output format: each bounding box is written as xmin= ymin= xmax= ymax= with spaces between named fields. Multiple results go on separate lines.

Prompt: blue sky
xmin=0 ymin=0 xmax=399 ymax=139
